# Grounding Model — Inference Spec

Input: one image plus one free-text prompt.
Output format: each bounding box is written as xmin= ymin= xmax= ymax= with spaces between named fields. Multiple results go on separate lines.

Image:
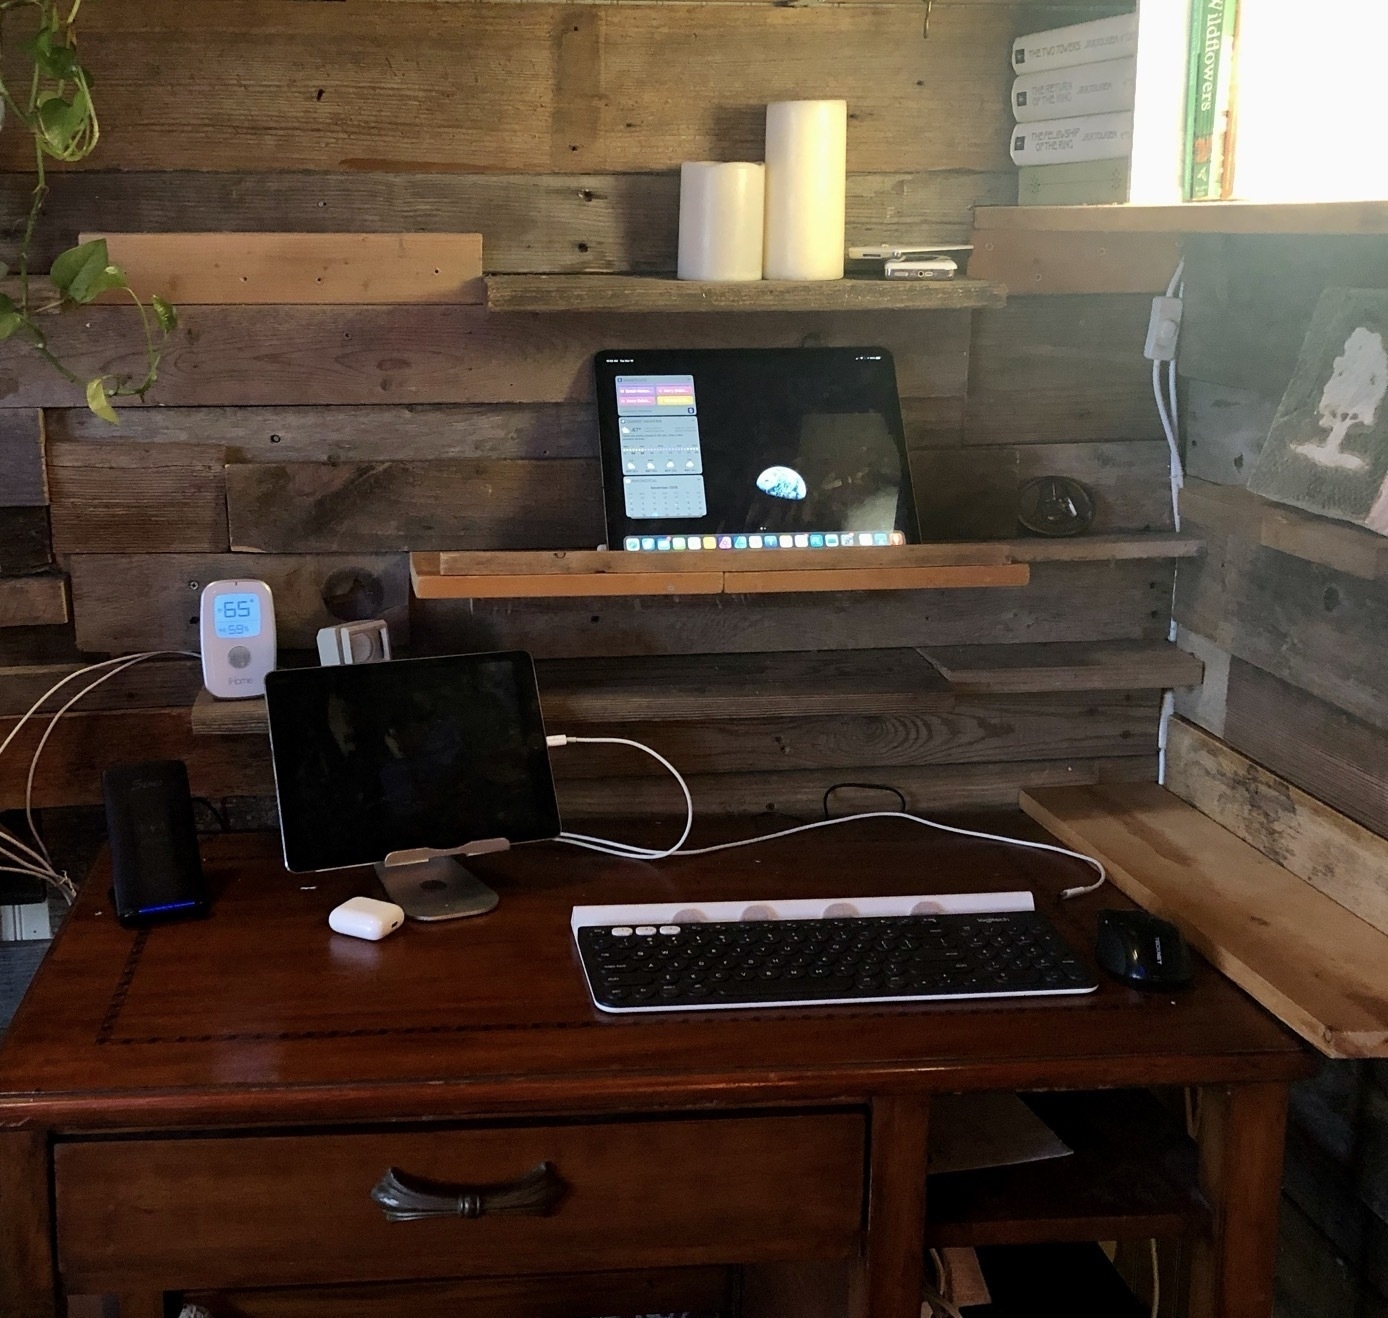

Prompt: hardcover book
xmin=1184 ymin=0 xmax=1239 ymax=199
xmin=1012 ymin=13 xmax=1139 ymax=75
xmin=1010 ymin=111 xmax=1134 ymax=166
xmin=1248 ymin=288 xmax=1388 ymax=537
xmin=1013 ymin=56 xmax=1137 ymax=125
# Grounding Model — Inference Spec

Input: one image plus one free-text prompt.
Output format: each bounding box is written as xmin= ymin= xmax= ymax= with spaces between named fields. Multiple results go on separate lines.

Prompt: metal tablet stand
xmin=375 ymin=837 xmax=510 ymax=922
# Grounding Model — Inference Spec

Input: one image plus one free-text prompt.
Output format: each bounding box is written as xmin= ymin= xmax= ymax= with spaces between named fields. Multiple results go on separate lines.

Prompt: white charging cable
xmin=0 ymin=651 xmax=198 ymax=900
xmin=545 ymin=734 xmax=1107 ymax=899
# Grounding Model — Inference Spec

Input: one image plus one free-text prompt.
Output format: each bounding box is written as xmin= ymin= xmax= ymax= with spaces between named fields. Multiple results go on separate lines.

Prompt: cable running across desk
xmin=545 ymin=734 xmax=1107 ymax=899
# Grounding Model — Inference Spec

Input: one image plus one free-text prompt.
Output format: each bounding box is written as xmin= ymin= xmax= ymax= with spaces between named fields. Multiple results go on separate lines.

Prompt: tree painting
xmin=1292 ymin=326 xmax=1388 ymax=472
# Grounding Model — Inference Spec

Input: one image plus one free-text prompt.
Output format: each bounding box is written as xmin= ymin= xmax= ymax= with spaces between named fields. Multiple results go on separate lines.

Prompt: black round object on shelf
xmin=1017 ymin=475 xmax=1096 ymax=537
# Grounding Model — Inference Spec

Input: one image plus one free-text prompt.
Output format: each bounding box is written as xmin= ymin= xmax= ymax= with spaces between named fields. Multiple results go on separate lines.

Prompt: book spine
xmin=1009 ymin=112 xmax=1134 ymax=167
xmin=1012 ymin=57 xmax=1137 ymax=125
xmin=1011 ymin=13 xmax=1139 ymax=75
xmin=1185 ymin=0 xmax=1237 ymax=200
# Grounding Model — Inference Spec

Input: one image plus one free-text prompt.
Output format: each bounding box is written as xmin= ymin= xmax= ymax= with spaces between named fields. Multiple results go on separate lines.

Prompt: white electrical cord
xmin=0 ymin=651 xmax=197 ymax=900
xmin=1153 ymin=258 xmax=1187 ymax=534
xmin=545 ymin=734 xmax=1107 ymax=899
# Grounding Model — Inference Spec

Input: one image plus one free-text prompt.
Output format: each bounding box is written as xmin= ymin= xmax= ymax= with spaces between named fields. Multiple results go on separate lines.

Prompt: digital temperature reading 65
xmin=213 ymin=592 xmax=262 ymax=639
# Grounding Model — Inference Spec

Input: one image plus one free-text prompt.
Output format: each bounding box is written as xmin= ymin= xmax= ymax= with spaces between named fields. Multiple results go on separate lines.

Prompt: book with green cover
xmin=1185 ymin=0 xmax=1238 ymax=200
xmin=1019 ymin=159 xmax=1131 ymax=206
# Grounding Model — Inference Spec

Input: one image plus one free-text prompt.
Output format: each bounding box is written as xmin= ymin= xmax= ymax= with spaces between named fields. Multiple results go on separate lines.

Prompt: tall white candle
xmin=763 ymin=100 xmax=847 ymax=281
xmin=677 ymin=162 xmax=765 ymax=282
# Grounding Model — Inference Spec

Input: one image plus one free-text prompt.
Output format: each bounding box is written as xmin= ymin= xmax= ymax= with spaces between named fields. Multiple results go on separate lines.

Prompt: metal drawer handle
xmin=370 ymin=1160 xmax=567 ymax=1223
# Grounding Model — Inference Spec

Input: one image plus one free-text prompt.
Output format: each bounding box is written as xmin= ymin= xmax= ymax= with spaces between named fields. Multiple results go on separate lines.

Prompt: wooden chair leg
xmin=1189 ymin=1082 xmax=1289 ymax=1318
xmin=0 ymin=1129 xmax=56 ymax=1318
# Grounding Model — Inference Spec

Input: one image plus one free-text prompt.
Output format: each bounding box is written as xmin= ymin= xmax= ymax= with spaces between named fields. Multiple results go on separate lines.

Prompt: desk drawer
xmin=55 ymin=1112 xmax=865 ymax=1291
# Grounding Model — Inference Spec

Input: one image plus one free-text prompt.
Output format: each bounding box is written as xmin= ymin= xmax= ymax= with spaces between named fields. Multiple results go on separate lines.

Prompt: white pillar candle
xmin=677 ymin=162 xmax=766 ymax=282
xmin=763 ymin=100 xmax=847 ymax=282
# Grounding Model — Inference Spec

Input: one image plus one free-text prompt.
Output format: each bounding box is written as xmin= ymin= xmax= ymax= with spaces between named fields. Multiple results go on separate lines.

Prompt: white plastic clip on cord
xmin=544 ymin=733 xmax=1107 ymax=899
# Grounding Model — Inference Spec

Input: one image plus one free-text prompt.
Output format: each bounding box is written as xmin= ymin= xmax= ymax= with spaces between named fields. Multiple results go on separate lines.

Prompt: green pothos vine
xmin=0 ymin=0 xmax=174 ymax=421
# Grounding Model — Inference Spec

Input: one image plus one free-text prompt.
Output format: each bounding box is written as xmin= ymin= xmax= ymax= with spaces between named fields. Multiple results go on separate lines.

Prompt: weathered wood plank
xmin=0 ymin=508 xmax=52 ymax=575
xmin=89 ymin=233 xmax=485 ymax=305
xmin=1171 ymin=625 xmax=1232 ymax=738
xmin=1022 ymin=782 xmax=1388 ymax=1058
xmin=964 ymin=295 xmax=1165 ymax=444
xmin=0 ymin=660 xmax=202 ymax=717
xmin=0 ymin=576 xmax=67 ymax=629
xmin=0 ymin=411 xmax=47 ymax=506
xmin=4 ymin=170 xmax=1017 ymax=274
xmin=1183 ymin=380 xmax=1278 ymax=488
xmin=485 ymin=274 xmax=1005 ymax=313
xmin=0 ymin=3 xmax=1018 ymax=176
xmin=556 ymin=755 xmax=1156 ymax=819
xmin=914 ymin=439 xmax=1176 ymax=537
xmin=417 ymin=560 xmax=1175 ymax=658
xmin=0 ymin=708 xmax=272 ymax=809
xmin=68 ymin=554 xmax=410 ymax=653
xmin=47 ymin=442 xmax=229 ymax=554
xmin=1176 ymin=525 xmax=1388 ymax=733
xmin=1166 ymin=718 xmax=1388 ymax=939
xmin=44 ymin=404 xmax=600 ymax=461
xmin=226 ymin=460 xmax=604 ymax=553
xmin=1182 ymin=478 xmax=1388 ymax=582
xmin=967 ymin=230 xmax=1183 ymax=295
xmin=548 ymin=693 xmax=1156 ymax=777
xmin=919 ymin=640 xmax=1203 ymax=693
xmin=1223 ymin=658 xmax=1388 ymax=841
xmin=0 ymin=305 xmax=970 ymax=409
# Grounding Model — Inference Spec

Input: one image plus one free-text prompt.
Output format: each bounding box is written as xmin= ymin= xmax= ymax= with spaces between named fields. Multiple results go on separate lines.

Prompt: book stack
xmin=1008 ymin=13 xmax=1138 ymax=206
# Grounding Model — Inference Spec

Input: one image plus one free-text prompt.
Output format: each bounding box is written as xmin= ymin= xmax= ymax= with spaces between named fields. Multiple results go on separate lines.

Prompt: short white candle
xmin=677 ymin=162 xmax=766 ymax=282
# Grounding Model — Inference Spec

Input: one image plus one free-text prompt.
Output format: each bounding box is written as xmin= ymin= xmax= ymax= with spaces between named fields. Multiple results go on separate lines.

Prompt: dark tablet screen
xmin=595 ymin=347 xmax=918 ymax=551
xmin=265 ymin=652 xmax=560 ymax=873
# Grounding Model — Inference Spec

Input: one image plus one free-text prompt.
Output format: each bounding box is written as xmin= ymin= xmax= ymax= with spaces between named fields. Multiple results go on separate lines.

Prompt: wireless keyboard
xmin=572 ymin=896 xmax=1097 ymax=1014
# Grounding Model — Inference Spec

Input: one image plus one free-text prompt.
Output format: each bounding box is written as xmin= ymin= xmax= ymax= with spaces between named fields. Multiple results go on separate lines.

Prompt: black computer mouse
xmin=1095 ymin=908 xmax=1193 ymax=989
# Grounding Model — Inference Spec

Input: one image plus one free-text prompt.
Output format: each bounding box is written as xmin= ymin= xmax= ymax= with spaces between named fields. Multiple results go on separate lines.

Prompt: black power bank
xmin=102 ymin=760 xmax=209 ymax=927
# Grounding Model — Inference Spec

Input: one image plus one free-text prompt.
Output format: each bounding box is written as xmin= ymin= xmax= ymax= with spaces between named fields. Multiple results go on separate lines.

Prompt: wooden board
xmin=484 ymin=275 xmax=1005 ymax=313
xmin=0 ymin=412 xmax=47 ymax=506
xmin=1165 ymin=718 xmax=1388 ymax=939
xmin=1183 ymin=382 xmax=1279 ymax=489
xmin=0 ymin=660 xmax=202 ymax=717
xmin=45 ymin=403 xmax=600 ymax=462
xmin=0 ymin=509 xmax=53 ymax=576
xmin=68 ymin=554 xmax=410 ymax=653
xmin=913 ymin=439 xmax=1177 ymax=538
xmin=963 ymin=295 xmax=1165 ymax=444
xmin=1174 ymin=526 xmax=1388 ymax=733
xmin=415 ymin=560 xmax=1176 ymax=658
xmin=0 ymin=3 xmax=1019 ymax=176
xmin=0 ymin=305 xmax=970 ymax=409
xmin=47 ymin=442 xmax=230 ymax=554
xmin=1182 ymin=478 xmax=1388 ymax=582
xmin=1021 ymin=782 xmax=1388 ymax=1058
xmin=226 ymin=460 xmax=605 ymax=553
xmin=7 ymin=170 xmax=1017 ymax=274
xmin=967 ymin=231 xmax=1183 ymax=296
xmin=1223 ymin=658 xmax=1388 ymax=841
xmin=0 ymin=577 xmax=67 ymax=629
xmin=973 ymin=202 xmax=1388 ymax=235
xmin=87 ymin=233 xmax=484 ymax=305
xmin=918 ymin=641 xmax=1204 ymax=693
xmin=0 ymin=707 xmax=272 ymax=809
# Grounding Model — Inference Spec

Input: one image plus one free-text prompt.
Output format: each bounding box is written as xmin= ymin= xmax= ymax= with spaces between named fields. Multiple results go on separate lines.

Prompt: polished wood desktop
xmin=0 ymin=817 xmax=1311 ymax=1318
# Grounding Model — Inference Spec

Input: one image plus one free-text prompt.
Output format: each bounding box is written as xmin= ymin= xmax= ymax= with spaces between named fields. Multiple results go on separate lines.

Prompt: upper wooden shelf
xmin=973 ymin=201 xmax=1388 ymax=236
xmin=483 ymin=274 xmax=1006 ymax=314
xmin=411 ymin=536 xmax=1200 ymax=601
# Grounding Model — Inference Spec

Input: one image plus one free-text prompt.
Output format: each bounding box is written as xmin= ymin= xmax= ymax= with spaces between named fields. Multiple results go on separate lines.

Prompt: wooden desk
xmin=0 ymin=817 xmax=1311 ymax=1318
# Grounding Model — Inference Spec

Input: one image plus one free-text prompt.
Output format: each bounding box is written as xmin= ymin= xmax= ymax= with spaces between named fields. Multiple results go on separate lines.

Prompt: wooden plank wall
xmin=1173 ymin=235 xmax=1388 ymax=1318
xmin=0 ymin=0 xmax=1164 ymax=830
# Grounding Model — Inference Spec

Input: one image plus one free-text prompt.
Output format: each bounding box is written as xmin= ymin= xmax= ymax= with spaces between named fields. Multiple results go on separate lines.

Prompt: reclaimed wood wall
xmin=1173 ymin=235 xmax=1388 ymax=1318
xmin=0 ymin=0 xmax=1169 ymax=828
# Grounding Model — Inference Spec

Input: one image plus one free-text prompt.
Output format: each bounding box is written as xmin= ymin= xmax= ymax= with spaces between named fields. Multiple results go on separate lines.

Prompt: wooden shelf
xmin=926 ymin=1089 xmax=1206 ymax=1247
xmin=1021 ymin=781 xmax=1388 ymax=1058
xmin=1181 ymin=479 xmax=1388 ymax=582
xmin=410 ymin=537 xmax=1200 ymax=601
xmin=918 ymin=641 xmax=1204 ymax=694
xmin=483 ymin=273 xmax=1006 ymax=314
xmin=974 ymin=201 xmax=1388 ymax=236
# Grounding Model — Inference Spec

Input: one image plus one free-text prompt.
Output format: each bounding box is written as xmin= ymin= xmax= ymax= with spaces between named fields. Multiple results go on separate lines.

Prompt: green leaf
xmin=50 ymin=239 xmax=108 ymax=296
xmin=35 ymin=93 xmax=86 ymax=155
xmin=85 ymin=378 xmax=120 ymax=425
xmin=151 ymin=295 xmax=178 ymax=335
xmin=35 ymin=40 xmax=81 ymax=81
xmin=70 ymin=264 xmax=127 ymax=304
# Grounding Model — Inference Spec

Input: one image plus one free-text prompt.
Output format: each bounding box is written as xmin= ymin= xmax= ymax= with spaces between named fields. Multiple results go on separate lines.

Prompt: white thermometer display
xmin=200 ymin=579 xmax=276 ymax=699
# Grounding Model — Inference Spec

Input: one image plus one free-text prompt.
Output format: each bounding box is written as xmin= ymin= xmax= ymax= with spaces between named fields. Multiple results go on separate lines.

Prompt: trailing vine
xmin=0 ymin=0 xmax=174 ymax=422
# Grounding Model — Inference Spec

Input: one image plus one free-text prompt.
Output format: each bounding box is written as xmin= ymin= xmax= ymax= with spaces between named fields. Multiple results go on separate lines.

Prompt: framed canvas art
xmin=1248 ymin=287 xmax=1388 ymax=536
